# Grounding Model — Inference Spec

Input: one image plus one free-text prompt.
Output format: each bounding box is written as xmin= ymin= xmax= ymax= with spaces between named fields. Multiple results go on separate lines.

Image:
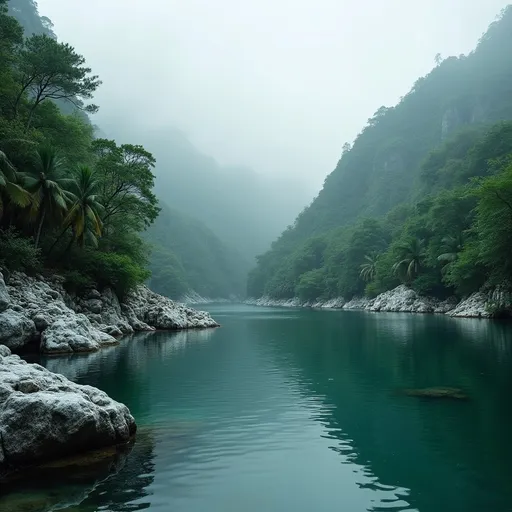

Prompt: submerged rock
xmin=403 ymin=387 xmax=468 ymax=400
xmin=0 ymin=347 xmax=136 ymax=471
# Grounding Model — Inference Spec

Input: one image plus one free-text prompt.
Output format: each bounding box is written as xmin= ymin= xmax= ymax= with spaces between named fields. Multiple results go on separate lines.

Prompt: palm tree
xmin=392 ymin=238 xmax=425 ymax=283
xmin=63 ymin=165 xmax=104 ymax=248
xmin=360 ymin=252 xmax=379 ymax=283
xmin=22 ymin=145 xmax=73 ymax=248
xmin=437 ymin=234 xmax=463 ymax=271
xmin=0 ymin=150 xmax=31 ymax=219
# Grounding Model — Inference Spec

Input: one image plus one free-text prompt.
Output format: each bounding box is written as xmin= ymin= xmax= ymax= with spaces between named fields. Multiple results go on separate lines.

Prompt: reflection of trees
xmin=257 ymin=309 xmax=512 ymax=512
xmin=67 ymin=429 xmax=156 ymax=512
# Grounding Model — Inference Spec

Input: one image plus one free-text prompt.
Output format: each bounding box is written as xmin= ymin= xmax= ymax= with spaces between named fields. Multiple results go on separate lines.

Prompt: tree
xmin=92 ymin=139 xmax=159 ymax=232
xmin=0 ymin=150 xmax=30 ymax=219
xmin=13 ymin=34 xmax=101 ymax=129
xmin=63 ymin=165 xmax=103 ymax=248
xmin=23 ymin=145 xmax=73 ymax=248
xmin=360 ymin=252 xmax=379 ymax=283
xmin=392 ymin=238 xmax=425 ymax=283
xmin=437 ymin=235 xmax=463 ymax=270
xmin=471 ymin=164 xmax=512 ymax=281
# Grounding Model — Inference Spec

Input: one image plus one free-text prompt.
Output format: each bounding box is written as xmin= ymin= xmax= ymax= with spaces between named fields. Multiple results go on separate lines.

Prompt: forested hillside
xmin=249 ymin=6 xmax=512 ymax=307
xmin=146 ymin=203 xmax=248 ymax=299
xmin=3 ymin=0 xmax=249 ymax=300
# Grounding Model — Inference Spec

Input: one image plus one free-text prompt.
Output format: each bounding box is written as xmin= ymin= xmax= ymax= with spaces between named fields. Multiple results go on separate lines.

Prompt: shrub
xmin=64 ymin=249 xmax=150 ymax=299
xmin=0 ymin=229 xmax=41 ymax=274
xmin=62 ymin=270 xmax=95 ymax=295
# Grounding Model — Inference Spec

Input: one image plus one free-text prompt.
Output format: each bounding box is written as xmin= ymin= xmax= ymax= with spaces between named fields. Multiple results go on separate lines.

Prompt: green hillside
xmin=249 ymin=6 xmax=512 ymax=306
xmin=146 ymin=203 xmax=249 ymax=299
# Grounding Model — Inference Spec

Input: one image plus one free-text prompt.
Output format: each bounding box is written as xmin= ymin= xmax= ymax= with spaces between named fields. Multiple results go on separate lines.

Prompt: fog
xmin=39 ymin=0 xmax=508 ymax=189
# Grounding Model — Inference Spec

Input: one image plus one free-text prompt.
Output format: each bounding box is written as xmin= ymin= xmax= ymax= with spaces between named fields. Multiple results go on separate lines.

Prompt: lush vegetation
xmin=248 ymin=7 xmax=512 ymax=302
xmin=0 ymin=0 xmax=160 ymax=297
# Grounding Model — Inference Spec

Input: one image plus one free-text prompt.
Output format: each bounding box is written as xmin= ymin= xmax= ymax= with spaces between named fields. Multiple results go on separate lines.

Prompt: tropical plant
xmin=0 ymin=150 xmax=30 ymax=219
xmin=22 ymin=145 xmax=73 ymax=248
xmin=392 ymin=238 xmax=425 ymax=283
xmin=360 ymin=252 xmax=379 ymax=283
xmin=63 ymin=165 xmax=103 ymax=248
xmin=437 ymin=234 xmax=464 ymax=270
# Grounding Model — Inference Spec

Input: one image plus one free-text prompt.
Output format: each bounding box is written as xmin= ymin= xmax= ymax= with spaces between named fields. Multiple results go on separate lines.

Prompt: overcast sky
xmin=38 ymin=0 xmax=509 ymax=189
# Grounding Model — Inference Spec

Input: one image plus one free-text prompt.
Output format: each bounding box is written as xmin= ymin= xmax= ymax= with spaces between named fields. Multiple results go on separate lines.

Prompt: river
xmin=2 ymin=304 xmax=512 ymax=512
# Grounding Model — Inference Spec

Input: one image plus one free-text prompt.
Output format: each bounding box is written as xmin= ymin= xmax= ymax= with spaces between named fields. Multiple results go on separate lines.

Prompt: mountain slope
xmin=146 ymin=203 xmax=249 ymax=299
xmin=249 ymin=6 xmax=512 ymax=300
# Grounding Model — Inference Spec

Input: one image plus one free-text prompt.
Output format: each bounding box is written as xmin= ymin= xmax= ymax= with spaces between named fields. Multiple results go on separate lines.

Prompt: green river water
xmin=1 ymin=304 xmax=512 ymax=511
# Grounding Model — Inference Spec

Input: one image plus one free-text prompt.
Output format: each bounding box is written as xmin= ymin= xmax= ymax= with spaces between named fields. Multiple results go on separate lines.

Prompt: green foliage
xmin=0 ymin=5 xmax=160 ymax=298
xmin=0 ymin=228 xmax=40 ymax=273
xmin=14 ymin=34 xmax=101 ymax=128
xmin=64 ymin=250 xmax=150 ymax=299
xmin=295 ymin=268 xmax=326 ymax=301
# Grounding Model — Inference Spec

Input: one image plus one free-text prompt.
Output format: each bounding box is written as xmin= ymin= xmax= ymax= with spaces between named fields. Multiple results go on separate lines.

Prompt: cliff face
xmin=0 ymin=270 xmax=219 ymax=355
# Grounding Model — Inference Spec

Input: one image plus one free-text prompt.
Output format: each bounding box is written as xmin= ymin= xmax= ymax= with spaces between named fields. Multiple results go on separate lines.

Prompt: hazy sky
xmin=38 ymin=0 xmax=509 ymax=189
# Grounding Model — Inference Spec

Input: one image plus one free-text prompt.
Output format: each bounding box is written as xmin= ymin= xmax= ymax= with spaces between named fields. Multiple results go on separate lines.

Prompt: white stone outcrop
xmin=0 ymin=273 xmax=10 ymax=312
xmin=368 ymin=285 xmax=441 ymax=313
xmin=41 ymin=315 xmax=118 ymax=354
xmin=123 ymin=286 xmax=219 ymax=330
xmin=0 ymin=346 xmax=136 ymax=471
xmin=0 ymin=271 xmax=219 ymax=354
xmin=447 ymin=292 xmax=491 ymax=318
xmin=0 ymin=310 xmax=37 ymax=351
xmin=343 ymin=297 xmax=375 ymax=310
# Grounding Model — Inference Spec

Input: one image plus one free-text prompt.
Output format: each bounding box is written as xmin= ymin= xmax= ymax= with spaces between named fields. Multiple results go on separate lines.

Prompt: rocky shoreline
xmin=0 ymin=270 xmax=219 ymax=479
xmin=246 ymin=284 xmax=504 ymax=318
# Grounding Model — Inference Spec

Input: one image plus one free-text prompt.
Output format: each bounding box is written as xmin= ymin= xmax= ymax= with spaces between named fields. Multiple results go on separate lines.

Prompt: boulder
xmin=368 ymin=285 xmax=438 ymax=313
xmin=0 ymin=310 xmax=37 ymax=351
xmin=447 ymin=292 xmax=491 ymax=318
xmin=124 ymin=285 xmax=219 ymax=330
xmin=0 ymin=273 xmax=10 ymax=312
xmin=0 ymin=351 xmax=136 ymax=470
xmin=41 ymin=315 xmax=118 ymax=354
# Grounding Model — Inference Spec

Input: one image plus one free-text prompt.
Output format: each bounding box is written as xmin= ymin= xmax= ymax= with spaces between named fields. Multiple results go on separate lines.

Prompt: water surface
xmin=2 ymin=305 xmax=512 ymax=512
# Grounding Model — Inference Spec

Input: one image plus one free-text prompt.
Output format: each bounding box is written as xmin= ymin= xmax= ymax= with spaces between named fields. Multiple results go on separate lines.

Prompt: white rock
xmin=41 ymin=315 xmax=118 ymax=354
xmin=447 ymin=292 xmax=491 ymax=318
xmin=124 ymin=285 xmax=219 ymax=330
xmin=318 ymin=297 xmax=346 ymax=309
xmin=368 ymin=285 xmax=439 ymax=313
xmin=0 ymin=353 xmax=136 ymax=469
xmin=0 ymin=310 xmax=37 ymax=350
xmin=343 ymin=297 xmax=375 ymax=310
xmin=0 ymin=273 xmax=10 ymax=312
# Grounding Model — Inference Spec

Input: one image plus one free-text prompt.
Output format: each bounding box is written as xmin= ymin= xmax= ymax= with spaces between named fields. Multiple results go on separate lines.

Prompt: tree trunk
xmin=47 ymin=225 xmax=70 ymax=256
xmin=25 ymin=106 xmax=36 ymax=132
xmin=34 ymin=208 xmax=46 ymax=249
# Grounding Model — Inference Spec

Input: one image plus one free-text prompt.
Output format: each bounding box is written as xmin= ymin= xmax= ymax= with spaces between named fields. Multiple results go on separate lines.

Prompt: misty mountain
xmin=249 ymin=6 xmax=512 ymax=300
xmin=94 ymin=124 xmax=310 ymax=263
xmin=147 ymin=203 xmax=249 ymax=299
